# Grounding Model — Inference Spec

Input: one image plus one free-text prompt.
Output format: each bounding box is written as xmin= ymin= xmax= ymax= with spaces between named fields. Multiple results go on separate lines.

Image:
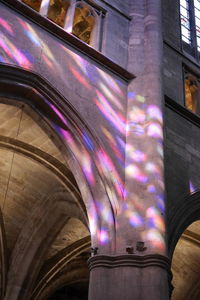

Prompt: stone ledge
xmin=88 ymin=254 xmax=171 ymax=271
xmin=88 ymin=254 xmax=173 ymax=295
xmin=0 ymin=0 xmax=134 ymax=82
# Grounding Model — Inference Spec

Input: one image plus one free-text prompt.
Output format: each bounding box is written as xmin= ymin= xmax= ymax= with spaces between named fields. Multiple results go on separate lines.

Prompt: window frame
xmin=19 ymin=0 xmax=105 ymax=50
xmin=183 ymin=66 xmax=200 ymax=115
xmin=180 ymin=0 xmax=200 ymax=61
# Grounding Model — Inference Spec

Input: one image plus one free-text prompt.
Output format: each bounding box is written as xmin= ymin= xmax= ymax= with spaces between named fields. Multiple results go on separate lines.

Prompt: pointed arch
xmin=0 ymin=63 xmax=117 ymax=252
xmin=168 ymin=191 xmax=200 ymax=258
xmin=31 ymin=236 xmax=90 ymax=300
xmin=5 ymin=188 xmax=87 ymax=300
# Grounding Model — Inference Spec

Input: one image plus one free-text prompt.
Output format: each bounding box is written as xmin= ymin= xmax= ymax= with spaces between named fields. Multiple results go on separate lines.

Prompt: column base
xmin=88 ymin=254 xmax=172 ymax=300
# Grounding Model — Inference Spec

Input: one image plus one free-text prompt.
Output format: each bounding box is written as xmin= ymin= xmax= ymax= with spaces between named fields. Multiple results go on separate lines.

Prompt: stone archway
xmin=168 ymin=191 xmax=200 ymax=258
xmin=0 ymin=102 xmax=90 ymax=300
xmin=171 ymin=220 xmax=200 ymax=300
xmin=0 ymin=63 xmax=119 ymax=300
xmin=168 ymin=192 xmax=200 ymax=299
xmin=0 ymin=64 xmax=117 ymax=256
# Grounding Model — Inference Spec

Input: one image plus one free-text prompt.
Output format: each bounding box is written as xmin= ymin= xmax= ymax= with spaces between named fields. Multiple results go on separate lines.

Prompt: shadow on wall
xmin=47 ymin=283 xmax=88 ymax=300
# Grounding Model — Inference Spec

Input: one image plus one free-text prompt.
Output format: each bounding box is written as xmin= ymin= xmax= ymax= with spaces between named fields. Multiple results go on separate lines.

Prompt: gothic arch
xmin=32 ymin=236 xmax=90 ymax=300
xmin=0 ymin=101 xmax=91 ymax=300
xmin=5 ymin=187 xmax=88 ymax=300
xmin=168 ymin=191 xmax=200 ymax=258
xmin=0 ymin=63 xmax=117 ymax=252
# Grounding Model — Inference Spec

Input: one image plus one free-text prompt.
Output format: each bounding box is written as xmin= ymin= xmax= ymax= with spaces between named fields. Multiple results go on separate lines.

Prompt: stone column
xmin=88 ymin=255 xmax=171 ymax=300
xmin=88 ymin=0 xmax=170 ymax=299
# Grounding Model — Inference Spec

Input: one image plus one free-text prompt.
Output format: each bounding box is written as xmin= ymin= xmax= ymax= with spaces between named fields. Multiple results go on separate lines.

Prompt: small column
xmin=88 ymin=254 xmax=171 ymax=300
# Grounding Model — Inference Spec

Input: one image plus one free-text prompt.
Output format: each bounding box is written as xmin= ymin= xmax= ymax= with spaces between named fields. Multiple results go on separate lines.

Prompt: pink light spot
xmin=70 ymin=66 xmax=90 ymax=89
xmin=147 ymin=123 xmax=163 ymax=139
xmin=98 ymin=229 xmax=109 ymax=244
xmin=0 ymin=18 xmax=13 ymax=34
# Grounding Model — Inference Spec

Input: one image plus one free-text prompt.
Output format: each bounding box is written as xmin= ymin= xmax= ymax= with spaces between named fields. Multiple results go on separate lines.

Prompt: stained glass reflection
xmin=72 ymin=2 xmax=96 ymax=44
xmin=22 ymin=0 xmax=42 ymax=12
xmin=48 ymin=0 xmax=70 ymax=27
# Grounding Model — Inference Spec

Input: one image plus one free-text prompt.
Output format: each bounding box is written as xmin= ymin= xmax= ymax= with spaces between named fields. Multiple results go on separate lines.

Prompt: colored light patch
xmin=157 ymin=143 xmax=163 ymax=157
xmin=97 ymin=68 xmax=123 ymax=95
xmin=70 ymin=66 xmax=90 ymax=89
xmin=0 ymin=37 xmax=12 ymax=58
xmin=147 ymin=123 xmax=163 ymax=139
xmin=146 ymin=207 xmax=165 ymax=232
xmin=97 ymin=150 xmax=113 ymax=172
xmin=129 ymin=107 xmax=146 ymax=123
xmin=116 ymin=136 xmax=126 ymax=149
xmin=83 ymin=132 xmax=94 ymax=151
xmin=0 ymin=18 xmax=13 ymax=35
xmin=146 ymin=207 xmax=159 ymax=218
xmin=126 ymin=144 xmax=134 ymax=155
xmin=42 ymin=53 xmax=53 ymax=68
xmin=0 ymin=54 xmax=7 ymax=63
xmin=132 ymin=196 xmax=146 ymax=212
xmin=20 ymin=21 xmax=42 ymax=47
xmin=0 ymin=35 xmax=31 ymax=69
xmin=89 ymin=215 xmax=97 ymax=236
xmin=126 ymin=164 xmax=148 ymax=183
xmin=95 ymin=90 xmax=126 ymax=134
xmin=136 ymin=95 xmax=145 ymax=103
xmin=128 ymin=91 xmax=136 ymax=100
xmin=99 ymin=82 xmax=123 ymax=110
xmin=101 ymin=206 xmax=113 ymax=224
xmin=105 ymin=183 xmax=121 ymax=213
xmin=66 ymin=48 xmax=88 ymax=74
xmin=145 ymin=229 xmax=165 ymax=251
xmin=127 ymin=122 xmax=145 ymax=135
xmin=98 ymin=229 xmax=109 ymax=244
xmin=81 ymin=152 xmax=95 ymax=185
xmin=132 ymin=150 xmax=146 ymax=163
xmin=156 ymin=195 xmax=165 ymax=213
xmin=122 ymin=187 xmax=128 ymax=199
xmin=189 ymin=180 xmax=195 ymax=193
xmin=102 ymin=127 xmax=123 ymax=161
xmin=145 ymin=162 xmax=159 ymax=173
xmin=147 ymin=105 xmax=163 ymax=123
xmin=113 ymin=180 xmax=125 ymax=198
xmin=147 ymin=184 xmax=156 ymax=193
xmin=59 ymin=128 xmax=95 ymax=185
xmin=49 ymin=103 xmax=68 ymax=126
xmin=129 ymin=212 xmax=144 ymax=227
xmin=59 ymin=128 xmax=73 ymax=143
xmin=96 ymin=150 xmax=124 ymax=197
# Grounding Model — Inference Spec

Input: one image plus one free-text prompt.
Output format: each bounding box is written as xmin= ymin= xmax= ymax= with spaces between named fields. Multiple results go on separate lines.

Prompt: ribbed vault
xmin=0 ymin=102 xmax=90 ymax=300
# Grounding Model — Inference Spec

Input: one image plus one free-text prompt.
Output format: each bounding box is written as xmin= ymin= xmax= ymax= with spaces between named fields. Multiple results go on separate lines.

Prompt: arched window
xmin=72 ymin=1 xmax=98 ymax=45
xmin=47 ymin=0 xmax=71 ymax=27
xmin=22 ymin=0 xmax=43 ymax=12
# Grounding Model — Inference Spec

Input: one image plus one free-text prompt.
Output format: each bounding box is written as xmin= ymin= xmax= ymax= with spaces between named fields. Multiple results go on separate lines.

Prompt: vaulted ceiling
xmin=0 ymin=101 xmax=90 ymax=300
xmin=172 ymin=220 xmax=200 ymax=300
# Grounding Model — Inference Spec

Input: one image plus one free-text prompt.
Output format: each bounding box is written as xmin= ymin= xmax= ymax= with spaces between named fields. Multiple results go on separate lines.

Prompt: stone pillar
xmin=88 ymin=255 xmax=171 ymax=300
xmin=88 ymin=0 xmax=170 ymax=298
